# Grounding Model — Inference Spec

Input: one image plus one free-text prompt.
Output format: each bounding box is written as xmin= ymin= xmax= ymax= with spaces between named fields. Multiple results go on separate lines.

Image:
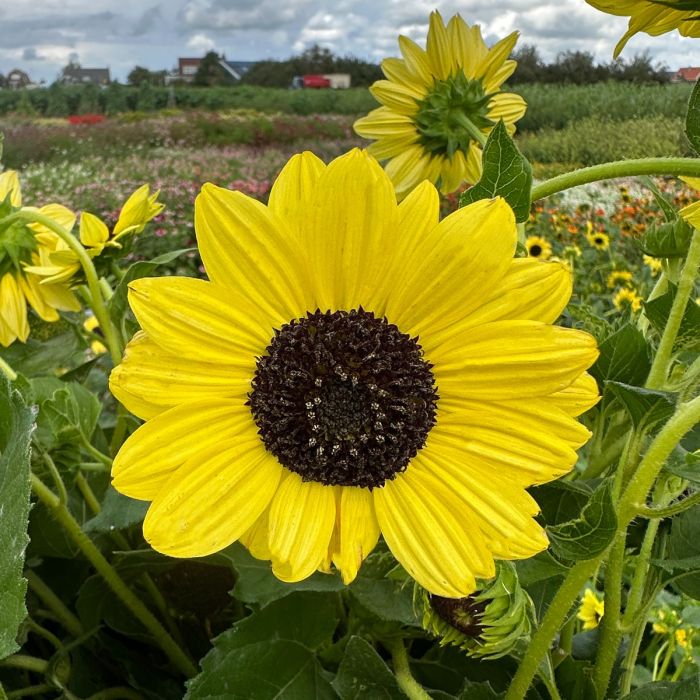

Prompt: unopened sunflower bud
xmin=415 ymin=561 xmax=532 ymax=660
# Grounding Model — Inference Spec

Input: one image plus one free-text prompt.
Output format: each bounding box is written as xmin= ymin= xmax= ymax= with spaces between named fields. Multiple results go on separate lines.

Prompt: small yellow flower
xmin=606 ymin=270 xmax=633 ymax=289
xmin=675 ymin=628 xmax=689 ymax=649
xmin=83 ymin=315 xmax=107 ymax=355
xmin=653 ymin=621 xmax=669 ymax=635
xmin=577 ymin=589 xmax=604 ymax=630
xmin=113 ymin=184 xmax=164 ymax=239
xmin=613 ymin=287 xmax=643 ymax=312
xmin=643 ymin=255 xmax=663 ymax=276
xmin=586 ymin=230 xmax=610 ymax=251
xmin=354 ymin=11 xmax=526 ymax=197
xmin=525 ymin=235 xmax=552 ymax=260
xmin=586 ymin=1 xmax=700 ymax=57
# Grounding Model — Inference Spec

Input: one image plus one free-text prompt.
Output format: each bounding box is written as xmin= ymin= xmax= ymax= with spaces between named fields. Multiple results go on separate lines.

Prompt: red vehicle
xmin=291 ymin=74 xmax=331 ymax=89
xmin=67 ymin=114 xmax=106 ymax=125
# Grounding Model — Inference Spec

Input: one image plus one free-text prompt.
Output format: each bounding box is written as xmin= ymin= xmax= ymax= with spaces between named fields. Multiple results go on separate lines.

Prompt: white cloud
xmin=186 ymin=32 xmax=216 ymax=53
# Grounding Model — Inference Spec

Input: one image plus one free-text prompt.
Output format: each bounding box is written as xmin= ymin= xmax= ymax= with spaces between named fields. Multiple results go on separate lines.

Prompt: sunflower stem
xmin=530 ymin=158 xmax=700 ymax=202
xmin=30 ymin=472 xmax=197 ymax=678
xmin=645 ymin=227 xmax=700 ymax=389
xmin=1 ymin=209 xmax=123 ymax=365
xmin=0 ymin=355 xmax=17 ymax=380
xmin=25 ymin=571 xmax=84 ymax=638
xmin=636 ymin=489 xmax=700 ymax=519
xmin=386 ymin=639 xmax=431 ymax=700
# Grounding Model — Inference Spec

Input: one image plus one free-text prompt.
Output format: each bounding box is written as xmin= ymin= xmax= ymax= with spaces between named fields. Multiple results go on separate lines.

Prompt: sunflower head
xmin=643 ymin=254 xmax=663 ymax=276
xmin=577 ymin=588 xmax=604 ymax=630
xmin=415 ymin=561 xmax=533 ymax=659
xmin=586 ymin=230 xmax=610 ymax=251
xmin=613 ymin=287 xmax=642 ymax=313
xmin=606 ymin=270 xmax=633 ymax=289
xmin=525 ymin=235 xmax=552 ymax=260
xmin=110 ymin=149 xmax=598 ymax=597
xmin=354 ymin=12 xmax=526 ymax=197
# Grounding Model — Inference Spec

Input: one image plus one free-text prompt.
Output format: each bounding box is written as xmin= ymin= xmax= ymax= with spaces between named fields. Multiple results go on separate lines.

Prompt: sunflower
xmin=84 ymin=315 xmax=107 ymax=355
xmin=353 ymin=11 xmax=526 ymax=198
xmin=587 ymin=1 xmax=700 ymax=57
xmin=586 ymin=229 xmax=610 ymax=251
xmin=613 ymin=287 xmax=643 ymax=312
xmin=525 ymin=235 xmax=552 ymax=260
xmin=606 ymin=270 xmax=633 ymax=289
xmin=0 ymin=170 xmax=80 ymax=346
xmin=110 ymin=150 xmax=598 ymax=598
xmin=577 ymin=588 xmax=604 ymax=630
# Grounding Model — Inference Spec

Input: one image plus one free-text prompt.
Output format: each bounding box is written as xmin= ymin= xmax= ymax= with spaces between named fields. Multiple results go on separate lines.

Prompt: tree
xmin=508 ymin=45 xmax=544 ymax=84
xmin=127 ymin=66 xmax=167 ymax=87
xmin=193 ymin=52 xmax=229 ymax=87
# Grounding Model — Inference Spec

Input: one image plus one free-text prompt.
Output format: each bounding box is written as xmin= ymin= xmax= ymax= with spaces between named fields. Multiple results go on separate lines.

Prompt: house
xmin=174 ymin=56 xmax=256 ymax=83
xmin=60 ymin=63 xmax=111 ymax=86
xmin=671 ymin=67 xmax=700 ymax=83
xmin=6 ymin=69 xmax=32 ymax=89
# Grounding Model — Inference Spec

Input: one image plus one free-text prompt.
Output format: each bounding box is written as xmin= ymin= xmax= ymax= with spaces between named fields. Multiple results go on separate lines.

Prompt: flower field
xmin=2 ymin=5 xmax=700 ymax=700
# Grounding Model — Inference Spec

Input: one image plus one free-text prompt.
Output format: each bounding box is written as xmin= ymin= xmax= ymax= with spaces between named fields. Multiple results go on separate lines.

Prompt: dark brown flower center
xmin=430 ymin=595 xmax=486 ymax=637
xmin=248 ymin=309 xmax=438 ymax=488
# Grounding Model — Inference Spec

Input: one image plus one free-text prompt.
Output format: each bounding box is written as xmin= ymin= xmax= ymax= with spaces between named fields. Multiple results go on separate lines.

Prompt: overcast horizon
xmin=2 ymin=0 xmax=697 ymax=84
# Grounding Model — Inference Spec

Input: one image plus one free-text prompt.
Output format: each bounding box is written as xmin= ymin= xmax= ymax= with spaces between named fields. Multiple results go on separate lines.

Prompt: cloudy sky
xmin=2 ymin=0 xmax=697 ymax=83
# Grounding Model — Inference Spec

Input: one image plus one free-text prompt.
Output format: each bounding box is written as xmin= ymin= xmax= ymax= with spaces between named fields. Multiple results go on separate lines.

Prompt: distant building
xmin=6 ymin=69 xmax=32 ymax=89
xmin=60 ymin=63 xmax=111 ymax=86
xmin=173 ymin=56 xmax=256 ymax=84
xmin=671 ymin=66 xmax=700 ymax=83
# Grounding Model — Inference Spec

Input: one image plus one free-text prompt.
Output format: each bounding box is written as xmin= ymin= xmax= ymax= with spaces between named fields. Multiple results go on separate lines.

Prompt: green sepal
xmin=635 ymin=219 xmax=693 ymax=259
xmin=685 ymin=75 xmax=700 ymax=156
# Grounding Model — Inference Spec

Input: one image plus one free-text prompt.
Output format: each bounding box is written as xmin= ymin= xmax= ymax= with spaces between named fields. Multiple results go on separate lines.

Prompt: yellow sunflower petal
xmin=194 ymin=182 xmax=310 ymax=319
xmin=0 ymin=315 xmax=16 ymax=347
xmin=0 ymin=274 xmax=28 ymax=342
xmin=19 ymin=275 xmax=59 ymax=322
xmin=367 ymin=136 xmax=419 ymax=161
xmin=433 ymin=321 xmax=599 ymax=399
xmin=0 ymin=170 xmax=21 ymax=207
xmin=370 ymin=80 xmax=422 ymax=115
xmin=386 ymin=197 xmax=516 ymax=339
xmin=79 ymin=211 xmax=109 ymax=249
xmin=127 ymin=276 xmax=274 ymax=365
xmin=37 ymin=282 xmax=80 ymax=313
xmin=143 ymin=438 xmax=281 ymax=558
xmin=487 ymin=93 xmax=528 ymax=125
xmin=475 ymin=31 xmax=519 ymax=82
xmin=384 ymin=144 xmax=434 ymax=196
xmin=409 ymin=450 xmax=548 ymax=560
xmin=267 ymin=151 xmax=325 ymax=237
xmin=353 ymin=106 xmax=417 ymax=139
xmin=549 ymin=372 xmax=601 ymax=416
xmin=240 ymin=507 xmax=272 ymax=560
xmin=429 ymin=401 xmax=591 ymax=484
xmin=109 ymin=331 xmax=254 ymax=419
xmin=374 ymin=468 xmax=494 ymax=597
xmin=332 ymin=487 xmax=381 ymax=585
xmin=267 ymin=472 xmax=336 ymax=583
xmin=483 ymin=60 xmax=518 ymax=94
xmin=111 ymin=400 xmax=254 ymax=500
xmin=426 ymin=11 xmax=454 ymax=81
xmin=397 ymin=36 xmax=434 ymax=87
xmin=306 ymin=149 xmax=398 ymax=311
xmin=447 ymin=14 xmax=481 ymax=77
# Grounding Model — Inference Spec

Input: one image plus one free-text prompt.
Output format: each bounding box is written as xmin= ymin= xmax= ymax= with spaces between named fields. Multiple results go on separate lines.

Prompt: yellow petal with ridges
xmin=426 ymin=10 xmax=454 ymax=81
xmin=19 ymin=275 xmax=59 ymax=322
xmin=240 ymin=507 xmax=272 ymax=560
xmin=384 ymin=145 xmax=433 ymax=196
xmin=267 ymin=151 xmax=325 ymax=238
xmin=386 ymin=198 xmax=516 ymax=340
xmin=143 ymin=438 xmax=281 ymax=558
xmin=487 ymin=93 xmax=528 ymax=125
xmin=397 ymin=36 xmax=434 ymax=88
xmin=195 ymin=183 xmax=311 ymax=319
xmin=374 ymin=468 xmax=494 ymax=597
xmin=0 ymin=170 xmax=21 ymax=207
xmin=476 ymin=31 xmax=519 ymax=82
xmin=484 ymin=60 xmax=519 ymax=94
xmin=353 ymin=107 xmax=416 ymax=139
xmin=370 ymin=80 xmax=422 ymax=115
xmin=0 ymin=274 xmax=28 ymax=342
xmin=79 ymin=211 xmax=109 ymax=249
xmin=127 ymin=276 xmax=275 ymax=365
xmin=37 ymin=282 xmax=80 ymax=313
xmin=366 ymin=135 xmax=418 ymax=161
xmin=306 ymin=149 xmax=398 ymax=311
xmin=447 ymin=14 xmax=481 ymax=77
xmin=549 ymin=372 xmax=601 ymax=416
xmin=433 ymin=321 xmax=599 ymax=400
xmin=268 ymin=473 xmax=336 ymax=583
xmin=111 ymin=400 xmax=254 ymax=500
xmin=110 ymin=331 xmax=254 ymax=419
xmin=333 ymin=487 xmax=380 ymax=584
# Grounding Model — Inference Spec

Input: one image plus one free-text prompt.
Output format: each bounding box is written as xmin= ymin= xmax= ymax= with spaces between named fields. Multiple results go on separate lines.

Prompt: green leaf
xmin=644 ymin=286 xmax=700 ymax=352
xmin=665 ymin=448 xmax=700 ymax=483
xmin=685 ymin=77 xmax=700 ymax=155
xmin=622 ymin=673 xmax=700 ymax=699
xmin=83 ymin=486 xmax=148 ymax=534
xmin=547 ymin=480 xmax=618 ymax=561
xmin=185 ymin=592 xmax=340 ymax=699
xmin=109 ymin=248 xmax=195 ymax=327
xmin=459 ymin=120 xmax=533 ymax=222
xmin=590 ymin=323 xmax=650 ymax=387
xmin=332 ymin=636 xmax=403 ymax=700
xmin=222 ymin=543 xmax=344 ymax=606
xmin=663 ymin=504 xmax=700 ymax=599
xmin=41 ymin=382 xmax=101 ymax=442
xmin=0 ymin=328 xmax=84 ymax=378
xmin=605 ymin=381 xmax=676 ymax=430
xmin=515 ymin=552 xmax=567 ymax=587
xmin=641 ymin=177 xmax=678 ymax=223
xmin=0 ymin=374 xmax=34 ymax=659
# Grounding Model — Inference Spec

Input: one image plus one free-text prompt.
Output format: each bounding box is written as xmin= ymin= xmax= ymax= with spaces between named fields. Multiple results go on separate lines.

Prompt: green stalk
xmin=31 ymin=473 xmax=197 ymax=678
xmin=646 ymin=228 xmax=700 ymax=389
xmin=386 ymin=639 xmax=431 ymax=700
xmin=0 ymin=355 xmax=17 ymax=380
xmin=25 ymin=571 xmax=84 ymax=638
xmin=505 ymin=559 xmax=598 ymax=700
xmin=531 ymin=158 xmax=700 ymax=202
xmin=0 ymin=655 xmax=47 ymax=674
xmin=0 ymin=209 xmax=123 ymax=364
xmin=636 ymin=490 xmax=700 ymax=519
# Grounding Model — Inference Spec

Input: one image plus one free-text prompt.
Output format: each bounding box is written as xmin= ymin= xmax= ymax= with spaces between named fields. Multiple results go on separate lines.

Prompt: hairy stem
xmin=386 ymin=639 xmax=431 ymax=700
